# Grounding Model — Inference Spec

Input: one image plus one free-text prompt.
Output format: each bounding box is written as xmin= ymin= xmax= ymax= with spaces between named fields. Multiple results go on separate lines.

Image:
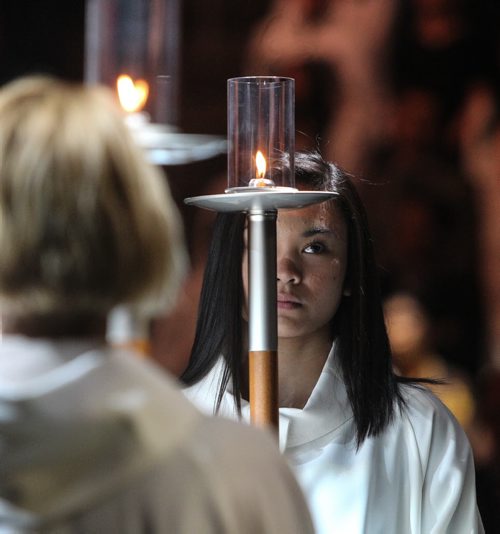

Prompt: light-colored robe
xmin=185 ymin=346 xmax=484 ymax=534
xmin=0 ymin=335 xmax=314 ymax=534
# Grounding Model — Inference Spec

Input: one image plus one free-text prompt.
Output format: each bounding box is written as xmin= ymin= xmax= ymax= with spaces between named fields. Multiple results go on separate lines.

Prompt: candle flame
xmin=255 ymin=150 xmax=267 ymax=179
xmin=117 ymin=74 xmax=149 ymax=113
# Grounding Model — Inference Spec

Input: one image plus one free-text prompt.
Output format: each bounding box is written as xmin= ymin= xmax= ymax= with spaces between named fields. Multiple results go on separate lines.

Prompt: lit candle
xmin=116 ymin=74 xmax=150 ymax=128
xmin=249 ymin=151 xmax=275 ymax=188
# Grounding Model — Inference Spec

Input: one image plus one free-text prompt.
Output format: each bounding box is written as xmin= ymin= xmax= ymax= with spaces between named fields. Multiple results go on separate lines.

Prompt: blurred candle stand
xmin=85 ymin=0 xmax=226 ymax=165
xmin=85 ymin=0 xmax=226 ymax=353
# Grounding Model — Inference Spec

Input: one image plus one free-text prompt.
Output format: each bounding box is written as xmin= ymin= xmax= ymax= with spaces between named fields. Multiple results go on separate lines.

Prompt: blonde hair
xmin=0 ymin=76 xmax=186 ymax=318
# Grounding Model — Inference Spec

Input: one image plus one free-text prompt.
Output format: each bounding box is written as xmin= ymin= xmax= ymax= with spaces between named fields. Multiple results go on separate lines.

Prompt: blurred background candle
xmin=84 ymin=0 xmax=226 ymax=166
xmin=84 ymin=0 xmax=226 ymax=354
xmin=85 ymin=0 xmax=179 ymax=126
xmin=116 ymin=74 xmax=149 ymax=113
xmin=116 ymin=73 xmax=151 ymax=132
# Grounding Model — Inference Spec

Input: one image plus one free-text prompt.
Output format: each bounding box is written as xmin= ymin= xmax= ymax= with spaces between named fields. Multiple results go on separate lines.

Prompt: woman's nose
xmin=277 ymin=254 xmax=301 ymax=284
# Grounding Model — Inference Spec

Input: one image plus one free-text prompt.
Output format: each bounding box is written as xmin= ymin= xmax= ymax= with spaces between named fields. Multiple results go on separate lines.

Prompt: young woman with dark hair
xmin=183 ymin=150 xmax=483 ymax=533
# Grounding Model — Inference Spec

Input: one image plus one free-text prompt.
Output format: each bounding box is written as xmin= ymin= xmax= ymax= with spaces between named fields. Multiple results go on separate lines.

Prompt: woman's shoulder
xmin=394 ymin=382 xmax=473 ymax=461
xmin=398 ymin=382 xmax=457 ymax=423
xmin=397 ymin=382 xmax=461 ymax=431
xmin=389 ymin=386 xmax=483 ymax=532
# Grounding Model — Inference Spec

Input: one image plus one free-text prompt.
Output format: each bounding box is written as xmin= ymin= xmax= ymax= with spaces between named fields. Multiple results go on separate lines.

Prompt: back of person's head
xmin=0 ymin=76 xmax=186 ymax=321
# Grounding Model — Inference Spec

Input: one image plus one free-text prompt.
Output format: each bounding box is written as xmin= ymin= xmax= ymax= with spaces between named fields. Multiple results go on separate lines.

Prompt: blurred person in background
xmin=458 ymin=81 xmax=500 ymax=531
xmin=384 ymin=292 xmax=475 ymax=430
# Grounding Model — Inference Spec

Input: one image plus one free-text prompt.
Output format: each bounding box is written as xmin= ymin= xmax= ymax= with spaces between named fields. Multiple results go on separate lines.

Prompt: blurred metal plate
xmin=131 ymin=126 xmax=227 ymax=165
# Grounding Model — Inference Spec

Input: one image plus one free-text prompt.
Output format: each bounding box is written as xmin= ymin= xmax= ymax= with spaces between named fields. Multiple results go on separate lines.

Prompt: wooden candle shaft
xmin=249 ymin=350 xmax=278 ymax=429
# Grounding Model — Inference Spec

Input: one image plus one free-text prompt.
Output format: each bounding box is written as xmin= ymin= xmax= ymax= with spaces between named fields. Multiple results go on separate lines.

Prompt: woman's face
xmin=242 ymin=201 xmax=348 ymax=341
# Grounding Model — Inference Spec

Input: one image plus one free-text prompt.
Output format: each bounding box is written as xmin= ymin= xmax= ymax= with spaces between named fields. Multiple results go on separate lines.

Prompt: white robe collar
xmin=185 ymin=344 xmax=354 ymax=452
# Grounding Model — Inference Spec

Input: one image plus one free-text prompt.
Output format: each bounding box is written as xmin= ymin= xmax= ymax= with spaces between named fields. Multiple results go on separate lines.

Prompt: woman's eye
xmin=303 ymin=242 xmax=325 ymax=254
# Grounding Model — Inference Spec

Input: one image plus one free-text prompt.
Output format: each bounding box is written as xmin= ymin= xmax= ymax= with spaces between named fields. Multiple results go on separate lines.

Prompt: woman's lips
xmin=277 ymin=296 xmax=301 ymax=310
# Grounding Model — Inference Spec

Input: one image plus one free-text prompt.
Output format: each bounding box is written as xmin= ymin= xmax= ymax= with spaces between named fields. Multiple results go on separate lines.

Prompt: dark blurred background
xmin=1 ymin=0 xmax=499 ymax=529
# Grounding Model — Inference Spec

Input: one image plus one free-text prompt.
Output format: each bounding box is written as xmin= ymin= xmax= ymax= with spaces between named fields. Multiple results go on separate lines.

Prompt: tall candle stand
xmin=185 ymin=77 xmax=335 ymax=430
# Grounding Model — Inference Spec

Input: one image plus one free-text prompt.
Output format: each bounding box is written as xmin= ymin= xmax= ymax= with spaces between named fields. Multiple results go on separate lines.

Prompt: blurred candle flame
xmin=117 ymin=75 xmax=149 ymax=113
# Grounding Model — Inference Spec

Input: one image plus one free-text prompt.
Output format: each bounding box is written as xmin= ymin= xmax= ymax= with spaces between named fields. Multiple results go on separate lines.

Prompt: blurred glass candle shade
xmin=85 ymin=0 xmax=226 ymax=165
xmin=85 ymin=0 xmax=178 ymax=124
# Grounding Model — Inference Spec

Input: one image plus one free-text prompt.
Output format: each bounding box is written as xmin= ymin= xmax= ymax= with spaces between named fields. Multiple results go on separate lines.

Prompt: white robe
xmin=0 ymin=335 xmax=314 ymax=534
xmin=185 ymin=346 xmax=484 ymax=534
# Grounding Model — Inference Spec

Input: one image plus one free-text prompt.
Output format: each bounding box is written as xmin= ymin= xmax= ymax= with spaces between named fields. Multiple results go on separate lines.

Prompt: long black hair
xmin=182 ymin=151 xmax=406 ymax=445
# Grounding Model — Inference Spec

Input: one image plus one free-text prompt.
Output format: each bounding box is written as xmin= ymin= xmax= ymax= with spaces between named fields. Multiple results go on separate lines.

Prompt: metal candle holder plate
xmin=184 ymin=190 xmax=337 ymax=212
